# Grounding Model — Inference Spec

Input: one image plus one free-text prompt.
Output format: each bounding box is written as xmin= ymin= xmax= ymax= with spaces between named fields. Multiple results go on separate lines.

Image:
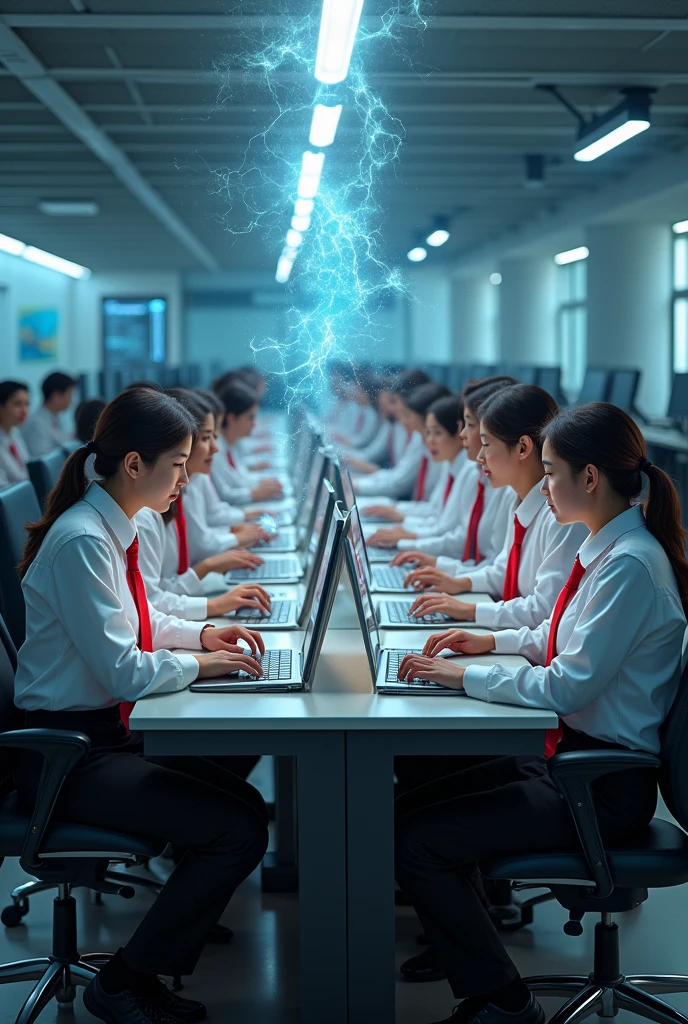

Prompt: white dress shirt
xmin=212 ymin=435 xmax=253 ymax=505
xmin=355 ymin=432 xmax=441 ymax=499
xmin=21 ymin=405 xmax=68 ymax=457
xmin=0 ymin=426 xmax=29 ymax=490
xmin=346 ymin=418 xmax=393 ymax=466
xmin=462 ymin=480 xmax=589 ymax=630
xmin=183 ymin=472 xmax=240 ymax=562
xmin=345 ymin=405 xmax=380 ymax=448
xmin=135 ymin=506 xmax=208 ymax=620
xmin=464 ymin=506 xmax=686 ymax=754
xmin=15 ymin=482 xmax=203 ymax=712
xmin=435 ymin=482 xmax=515 ymax=572
xmin=396 ymin=453 xmax=481 ymax=556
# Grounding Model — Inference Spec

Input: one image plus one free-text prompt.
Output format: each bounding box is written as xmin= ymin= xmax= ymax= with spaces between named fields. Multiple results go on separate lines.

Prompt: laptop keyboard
xmin=385 ymin=649 xmax=437 ymax=686
xmin=373 ymin=565 xmax=408 ymax=590
xmin=235 ymin=600 xmax=293 ymax=624
xmin=228 ymin=559 xmax=298 ymax=580
xmin=383 ymin=601 xmax=449 ymax=625
xmin=238 ymin=649 xmax=293 ymax=681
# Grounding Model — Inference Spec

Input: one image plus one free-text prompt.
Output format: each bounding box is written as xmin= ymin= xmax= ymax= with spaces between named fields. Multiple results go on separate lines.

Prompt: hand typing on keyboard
xmin=397 ymin=652 xmax=466 ymax=691
xmin=422 ymin=630 xmax=496 ymax=659
xmin=207 ymin=584 xmax=272 ymax=618
xmin=408 ymin=593 xmax=477 ymax=623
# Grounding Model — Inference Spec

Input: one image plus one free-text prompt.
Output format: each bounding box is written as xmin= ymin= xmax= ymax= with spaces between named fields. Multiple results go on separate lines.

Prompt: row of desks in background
xmin=641 ymin=425 xmax=688 ymax=528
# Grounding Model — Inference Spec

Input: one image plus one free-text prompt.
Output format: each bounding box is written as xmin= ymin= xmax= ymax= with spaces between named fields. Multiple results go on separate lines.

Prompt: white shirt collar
xmin=448 ymin=450 xmax=466 ymax=475
xmin=515 ymin=479 xmax=547 ymax=528
xmin=577 ymin=505 xmax=645 ymax=570
xmin=81 ymin=482 xmax=136 ymax=552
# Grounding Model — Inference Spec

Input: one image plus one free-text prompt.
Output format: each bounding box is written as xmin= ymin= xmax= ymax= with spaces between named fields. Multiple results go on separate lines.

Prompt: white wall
xmin=407 ymin=267 xmax=452 ymax=364
xmin=498 ymin=255 xmax=558 ymax=365
xmin=451 ymin=273 xmax=498 ymax=364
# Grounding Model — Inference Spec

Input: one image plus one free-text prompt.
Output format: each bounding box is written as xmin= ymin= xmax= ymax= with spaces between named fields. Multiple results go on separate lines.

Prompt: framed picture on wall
xmin=18 ymin=307 xmax=59 ymax=361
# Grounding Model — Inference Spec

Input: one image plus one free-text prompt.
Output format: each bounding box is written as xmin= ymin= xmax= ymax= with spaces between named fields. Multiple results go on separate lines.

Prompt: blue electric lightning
xmin=213 ymin=2 xmax=428 ymax=407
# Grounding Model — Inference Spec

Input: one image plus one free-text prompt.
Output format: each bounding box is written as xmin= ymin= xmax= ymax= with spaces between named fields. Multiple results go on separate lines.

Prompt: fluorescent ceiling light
xmin=489 ymin=272 xmax=502 ymax=285
xmin=554 ymin=246 xmax=589 ymax=265
xmin=286 ymin=228 xmax=303 ymax=249
xmin=674 ymin=220 xmax=688 ymax=235
xmin=295 ymin=197 xmax=314 ymax=217
xmin=407 ymin=246 xmax=427 ymax=263
xmin=39 ymin=200 xmax=99 ymax=217
xmin=426 ymin=228 xmax=450 ymax=247
xmin=302 ymin=150 xmax=325 ymax=177
xmin=23 ymin=245 xmax=91 ymax=279
xmin=292 ymin=214 xmax=311 ymax=232
xmin=314 ymin=0 xmax=364 ymax=85
xmin=0 ymin=232 xmax=26 ymax=256
xmin=309 ymin=103 xmax=343 ymax=148
xmin=297 ymin=150 xmax=325 ymax=200
xmin=575 ymin=119 xmax=649 ymax=162
xmin=573 ymin=91 xmax=652 ymax=163
xmin=275 ymin=254 xmax=294 ymax=284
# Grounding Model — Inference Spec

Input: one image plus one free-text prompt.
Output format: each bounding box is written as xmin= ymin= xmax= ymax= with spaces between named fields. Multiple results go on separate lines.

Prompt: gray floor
xmin=0 ymin=794 xmax=687 ymax=1023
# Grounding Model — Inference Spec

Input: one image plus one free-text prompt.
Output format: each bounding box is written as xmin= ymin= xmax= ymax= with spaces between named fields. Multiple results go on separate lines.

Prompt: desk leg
xmin=346 ymin=732 xmax=396 ymax=1024
xmin=262 ymin=756 xmax=298 ymax=893
xmin=297 ymin=732 xmax=347 ymax=1024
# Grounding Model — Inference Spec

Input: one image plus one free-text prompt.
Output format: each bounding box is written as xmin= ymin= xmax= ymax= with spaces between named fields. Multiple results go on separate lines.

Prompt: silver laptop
xmin=248 ymin=431 xmax=327 ymax=549
xmin=342 ymin=520 xmax=466 ymax=696
xmin=248 ymin=414 xmax=323 ymax=528
xmin=231 ymin=479 xmax=337 ymax=630
xmin=191 ymin=505 xmax=350 ymax=693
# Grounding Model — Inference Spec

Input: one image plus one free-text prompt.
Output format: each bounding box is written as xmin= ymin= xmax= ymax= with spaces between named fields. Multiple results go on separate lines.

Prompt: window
xmin=673 ymin=232 xmax=688 ymax=373
xmin=556 ymin=259 xmax=587 ymax=398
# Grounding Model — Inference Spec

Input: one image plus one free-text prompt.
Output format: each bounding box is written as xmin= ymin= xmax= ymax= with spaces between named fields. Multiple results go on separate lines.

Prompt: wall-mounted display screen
xmin=102 ymin=297 xmax=167 ymax=368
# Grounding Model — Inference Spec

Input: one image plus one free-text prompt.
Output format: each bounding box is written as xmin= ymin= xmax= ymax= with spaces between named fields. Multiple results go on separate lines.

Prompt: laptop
xmin=247 ymin=415 xmax=323 ymax=527
xmin=191 ymin=504 xmax=350 ymax=693
xmin=376 ymin=594 xmax=493 ymax=629
xmin=341 ymin=520 xmax=467 ymax=696
xmin=231 ymin=479 xmax=337 ymax=630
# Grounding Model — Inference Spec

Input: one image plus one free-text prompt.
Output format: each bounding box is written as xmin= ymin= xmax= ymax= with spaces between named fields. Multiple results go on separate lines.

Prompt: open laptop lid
xmin=298 ymin=447 xmax=331 ymax=535
xmin=298 ymin=478 xmax=336 ymax=624
xmin=300 ymin=504 xmax=351 ymax=689
xmin=342 ymin=508 xmax=381 ymax=684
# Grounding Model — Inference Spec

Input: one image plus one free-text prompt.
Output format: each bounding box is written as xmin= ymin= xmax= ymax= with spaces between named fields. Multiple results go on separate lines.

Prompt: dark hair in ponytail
xmin=427 ymin=394 xmax=462 ymax=436
xmin=19 ymin=388 xmax=197 ymax=577
xmin=480 ymin=383 xmax=558 ymax=456
xmin=543 ymin=402 xmax=688 ymax=615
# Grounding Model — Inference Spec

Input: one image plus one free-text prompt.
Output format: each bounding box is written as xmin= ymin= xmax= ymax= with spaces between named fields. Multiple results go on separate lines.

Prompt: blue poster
xmin=18 ymin=307 xmax=59 ymax=361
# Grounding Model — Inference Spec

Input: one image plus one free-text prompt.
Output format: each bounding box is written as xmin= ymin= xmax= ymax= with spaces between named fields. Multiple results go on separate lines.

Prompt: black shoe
xmin=400 ymin=947 xmax=446 ymax=983
xmin=83 ymin=974 xmax=186 ymax=1024
xmin=143 ymin=977 xmax=207 ymax=1023
xmin=429 ymin=993 xmax=545 ymax=1024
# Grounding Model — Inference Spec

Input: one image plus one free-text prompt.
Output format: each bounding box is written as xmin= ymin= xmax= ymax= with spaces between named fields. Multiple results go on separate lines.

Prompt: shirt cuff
xmin=226 ymin=534 xmax=239 ymax=550
xmin=437 ymin=556 xmax=462 ymax=575
xmin=181 ymin=595 xmax=209 ymax=620
xmin=182 ymin=621 xmax=206 ymax=650
xmin=397 ymin=538 xmax=416 ymax=551
xmin=462 ymin=664 xmax=493 ymax=702
xmin=179 ymin=567 xmax=205 ymax=596
xmin=474 ymin=600 xmax=501 ymax=627
xmin=175 ymin=652 xmax=201 ymax=685
xmin=493 ymin=630 xmax=522 ymax=655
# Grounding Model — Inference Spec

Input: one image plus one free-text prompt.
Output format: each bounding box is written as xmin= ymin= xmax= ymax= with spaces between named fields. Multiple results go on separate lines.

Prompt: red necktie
xmin=502 ymin=516 xmax=527 ymax=601
xmin=227 ymin=449 xmax=237 ymax=469
xmin=175 ymin=494 xmax=190 ymax=575
xmin=8 ymin=442 xmax=24 ymax=469
xmin=442 ymin=474 xmax=454 ymax=508
xmin=544 ymin=555 xmax=586 ymax=758
xmin=462 ymin=478 xmax=485 ymax=563
xmin=413 ymin=456 xmax=429 ymax=501
xmin=120 ymin=536 xmax=153 ymax=731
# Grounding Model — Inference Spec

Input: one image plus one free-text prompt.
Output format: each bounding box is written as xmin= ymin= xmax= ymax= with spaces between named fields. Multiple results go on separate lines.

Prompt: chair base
xmin=3 ymin=869 xmax=163 ymax=927
xmin=526 ymin=974 xmax=688 ymax=1024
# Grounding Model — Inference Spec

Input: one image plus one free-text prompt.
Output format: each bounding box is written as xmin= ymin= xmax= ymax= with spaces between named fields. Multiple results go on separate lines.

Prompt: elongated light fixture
xmin=295 ymin=197 xmax=314 ymax=218
xmin=315 ymin=0 xmax=365 ymax=85
xmin=0 ymin=231 xmax=90 ymax=278
xmin=407 ymin=246 xmax=427 ymax=263
xmin=292 ymin=214 xmax=311 ymax=233
xmin=554 ymin=246 xmax=589 ymax=266
xmin=574 ymin=90 xmax=651 ymax=162
xmin=275 ymin=252 xmax=294 ymax=284
xmin=286 ymin=228 xmax=303 ymax=249
xmin=309 ymin=103 xmax=343 ymax=148
xmin=297 ymin=150 xmax=325 ymax=200
xmin=0 ymin=232 xmax=26 ymax=256
xmin=673 ymin=220 xmax=688 ymax=235
xmin=426 ymin=228 xmax=450 ymax=247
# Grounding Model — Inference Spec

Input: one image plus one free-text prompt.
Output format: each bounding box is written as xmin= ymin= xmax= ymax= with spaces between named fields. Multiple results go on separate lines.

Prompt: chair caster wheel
xmin=1 ymin=899 xmax=28 ymax=927
xmin=564 ymin=921 xmax=584 ymax=936
xmin=57 ymin=983 xmax=76 ymax=1006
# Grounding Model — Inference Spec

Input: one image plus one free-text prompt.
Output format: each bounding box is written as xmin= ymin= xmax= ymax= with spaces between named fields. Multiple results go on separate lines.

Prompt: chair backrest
xmin=536 ymin=366 xmax=562 ymax=401
xmin=659 ymin=661 xmax=688 ymax=832
xmin=608 ymin=368 xmax=640 ymax=413
xmin=26 ymin=449 xmax=65 ymax=510
xmin=0 ymin=615 xmax=22 ymax=797
xmin=578 ymin=367 xmax=610 ymax=405
xmin=0 ymin=482 xmax=41 ymax=650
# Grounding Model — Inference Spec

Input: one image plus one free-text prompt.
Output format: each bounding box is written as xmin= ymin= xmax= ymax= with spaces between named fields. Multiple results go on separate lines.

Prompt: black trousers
xmin=16 ymin=708 xmax=269 ymax=978
xmin=394 ymin=727 xmax=658 ymax=1000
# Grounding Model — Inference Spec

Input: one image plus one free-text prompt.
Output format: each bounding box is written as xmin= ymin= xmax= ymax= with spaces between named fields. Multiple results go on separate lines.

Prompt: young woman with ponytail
xmin=15 ymin=387 xmax=269 ymax=1024
xmin=394 ymin=403 xmax=687 ymax=1024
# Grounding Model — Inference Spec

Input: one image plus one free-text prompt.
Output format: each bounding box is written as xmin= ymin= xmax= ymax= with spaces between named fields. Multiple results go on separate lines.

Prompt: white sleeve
xmin=22 ymin=416 xmax=52 ymax=457
xmin=205 ymin=495 xmax=245 ymax=527
xmin=492 ymin=620 xmax=551 ymax=666
xmin=461 ymin=534 xmax=510 ymax=598
xmin=210 ymin=465 xmax=252 ymax=506
xmin=464 ymin=558 xmax=656 ymax=714
xmin=52 ymin=537 xmax=199 ymax=700
xmin=355 ymin=444 xmax=421 ymax=498
xmin=353 ymin=421 xmax=392 ymax=464
xmin=136 ymin=514 xmax=208 ymax=620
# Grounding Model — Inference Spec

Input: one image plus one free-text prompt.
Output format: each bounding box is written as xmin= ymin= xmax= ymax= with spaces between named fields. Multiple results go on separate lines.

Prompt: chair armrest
xmin=547 ymin=749 xmax=660 ymax=899
xmin=0 ymin=728 xmax=90 ymax=873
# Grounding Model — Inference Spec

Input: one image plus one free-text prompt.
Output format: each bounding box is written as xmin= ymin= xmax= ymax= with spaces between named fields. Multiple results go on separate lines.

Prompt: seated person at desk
xmin=22 ymin=370 xmax=76 ymax=456
xmin=391 ymin=376 xmax=515 ymax=572
xmin=403 ymin=384 xmax=588 ymax=629
xmin=329 ymin=367 xmax=382 ymax=451
xmin=74 ymin=397 xmax=107 ymax=444
xmin=365 ymin=392 xmax=478 ymax=551
xmin=340 ymin=372 xmax=397 ymax=473
xmin=347 ymin=368 xmax=430 ymax=477
xmin=395 ymin=402 xmax=688 ymax=1024
xmin=211 ymin=380 xmax=283 ymax=504
xmin=136 ymin=388 xmax=270 ymax=620
xmin=0 ymin=379 xmax=30 ymax=490
xmin=14 ymin=386 xmax=269 ymax=1024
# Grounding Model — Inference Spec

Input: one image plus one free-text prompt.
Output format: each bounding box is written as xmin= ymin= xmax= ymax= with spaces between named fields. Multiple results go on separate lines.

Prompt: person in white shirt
xmin=365 ymin=393 xmax=479 ymax=553
xmin=404 ymin=384 xmax=588 ymax=629
xmin=329 ymin=368 xmax=381 ymax=450
xmin=136 ymin=389 xmax=271 ymax=620
xmin=342 ymin=374 xmax=396 ymax=472
xmin=211 ymin=380 xmax=283 ymax=505
xmin=21 ymin=370 xmax=76 ymax=457
xmin=0 ymin=380 xmax=30 ymax=490
xmin=349 ymin=368 xmax=429 ymax=479
xmin=395 ymin=403 xmax=688 ymax=1024
xmin=14 ymin=386 xmax=270 ymax=1024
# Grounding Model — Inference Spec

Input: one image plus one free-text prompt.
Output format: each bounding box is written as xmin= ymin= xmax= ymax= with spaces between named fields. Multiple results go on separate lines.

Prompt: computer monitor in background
xmin=668 ymin=374 xmax=688 ymax=421
xmin=577 ymin=368 xmax=610 ymax=405
xmin=467 ymin=364 xmax=496 ymax=380
xmin=608 ymin=369 xmax=640 ymax=413
xmin=515 ymin=366 xmax=537 ymax=385
xmin=535 ymin=367 xmax=562 ymax=402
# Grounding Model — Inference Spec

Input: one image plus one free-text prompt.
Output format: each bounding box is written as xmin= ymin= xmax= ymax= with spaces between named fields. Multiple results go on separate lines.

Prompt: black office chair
xmin=481 ymin=669 xmax=688 ymax=1024
xmin=0 ymin=483 xmax=41 ymax=650
xmin=536 ymin=366 xmax=563 ymax=404
xmin=26 ymin=450 xmax=65 ymax=511
xmin=577 ymin=367 xmax=611 ymax=405
xmin=0 ymin=615 xmax=165 ymax=1021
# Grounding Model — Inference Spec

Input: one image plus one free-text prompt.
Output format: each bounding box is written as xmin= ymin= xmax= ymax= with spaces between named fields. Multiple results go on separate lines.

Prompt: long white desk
xmin=131 ymin=670 xmax=556 ymax=1024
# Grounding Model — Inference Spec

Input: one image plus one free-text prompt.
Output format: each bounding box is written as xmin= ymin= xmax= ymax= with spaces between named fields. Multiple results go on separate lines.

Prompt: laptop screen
xmin=298 ymin=448 xmax=330 ymax=534
xmin=299 ymin=478 xmax=336 ymax=620
xmin=301 ymin=505 xmax=349 ymax=682
xmin=343 ymin=505 xmax=381 ymax=680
